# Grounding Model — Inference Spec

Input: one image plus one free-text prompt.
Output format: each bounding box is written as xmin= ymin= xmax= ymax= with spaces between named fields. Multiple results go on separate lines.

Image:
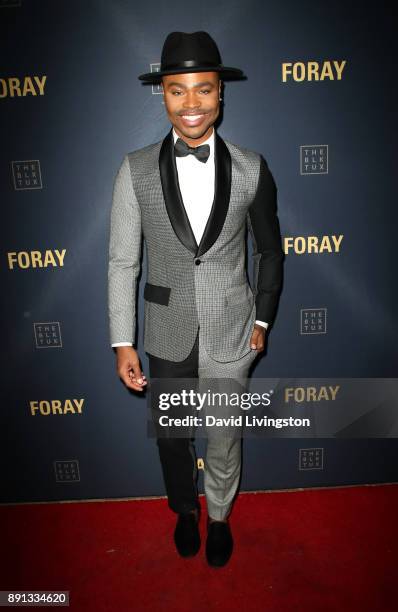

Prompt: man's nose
xmin=182 ymin=90 xmax=200 ymax=108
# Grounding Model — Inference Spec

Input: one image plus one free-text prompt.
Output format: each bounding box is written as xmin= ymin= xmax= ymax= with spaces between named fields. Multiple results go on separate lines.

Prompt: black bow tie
xmin=174 ymin=137 xmax=210 ymax=163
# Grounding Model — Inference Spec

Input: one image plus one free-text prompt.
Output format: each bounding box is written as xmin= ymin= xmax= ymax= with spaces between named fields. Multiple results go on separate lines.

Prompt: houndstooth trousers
xmin=148 ymin=328 xmax=258 ymax=521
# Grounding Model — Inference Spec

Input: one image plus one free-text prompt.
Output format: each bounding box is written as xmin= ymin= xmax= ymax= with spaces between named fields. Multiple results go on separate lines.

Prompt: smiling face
xmin=161 ymin=71 xmax=222 ymax=146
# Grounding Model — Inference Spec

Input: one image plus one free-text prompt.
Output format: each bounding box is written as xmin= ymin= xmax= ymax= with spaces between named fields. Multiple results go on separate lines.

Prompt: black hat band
xmin=163 ymin=59 xmax=221 ymax=70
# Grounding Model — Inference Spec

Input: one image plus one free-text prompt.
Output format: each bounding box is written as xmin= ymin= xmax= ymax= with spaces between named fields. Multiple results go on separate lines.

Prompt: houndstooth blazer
xmin=108 ymin=127 xmax=284 ymax=362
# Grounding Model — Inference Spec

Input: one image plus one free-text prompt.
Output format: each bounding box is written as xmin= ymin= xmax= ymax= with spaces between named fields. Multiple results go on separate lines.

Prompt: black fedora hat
xmin=138 ymin=31 xmax=245 ymax=83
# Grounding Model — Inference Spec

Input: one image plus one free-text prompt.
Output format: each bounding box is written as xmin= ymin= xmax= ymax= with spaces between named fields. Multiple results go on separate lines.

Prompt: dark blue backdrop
xmin=1 ymin=0 xmax=397 ymax=503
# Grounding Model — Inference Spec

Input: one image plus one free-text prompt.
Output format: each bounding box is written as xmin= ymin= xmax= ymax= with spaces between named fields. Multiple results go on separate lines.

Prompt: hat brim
xmin=138 ymin=65 xmax=245 ymax=82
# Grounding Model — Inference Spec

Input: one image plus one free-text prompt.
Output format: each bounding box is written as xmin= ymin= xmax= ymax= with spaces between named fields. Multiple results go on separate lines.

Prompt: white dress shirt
xmin=173 ymin=127 xmax=216 ymax=244
xmin=112 ymin=127 xmax=268 ymax=347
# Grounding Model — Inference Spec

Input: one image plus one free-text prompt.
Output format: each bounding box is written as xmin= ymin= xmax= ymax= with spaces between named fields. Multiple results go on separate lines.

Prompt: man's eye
xmin=171 ymin=90 xmax=210 ymax=95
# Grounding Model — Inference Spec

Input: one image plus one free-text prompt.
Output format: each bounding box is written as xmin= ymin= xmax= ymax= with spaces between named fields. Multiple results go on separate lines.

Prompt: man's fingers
xmin=118 ymin=363 xmax=147 ymax=392
xmin=131 ymin=362 xmax=145 ymax=385
xmin=123 ymin=375 xmax=145 ymax=392
xmin=129 ymin=370 xmax=148 ymax=388
xmin=250 ymin=327 xmax=267 ymax=351
xmin=130 ymin=365 xmax=147 ymax=391
xmin=126 ymin=377 xmax=147 ymax=392
xmin=115 ymin=347 xmax=148 ymax=392
xmin=250 ymin=329 xmax=260 ymax=349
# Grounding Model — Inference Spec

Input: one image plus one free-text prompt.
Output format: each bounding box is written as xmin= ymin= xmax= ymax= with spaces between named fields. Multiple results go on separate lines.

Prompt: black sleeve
xmin=247 ymin=154 xmax=284 ymax=326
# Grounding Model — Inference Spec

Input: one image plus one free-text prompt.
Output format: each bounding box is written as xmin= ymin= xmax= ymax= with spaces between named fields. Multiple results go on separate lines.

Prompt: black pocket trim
xmin=144 ymin=282 xmax=171 ymax=306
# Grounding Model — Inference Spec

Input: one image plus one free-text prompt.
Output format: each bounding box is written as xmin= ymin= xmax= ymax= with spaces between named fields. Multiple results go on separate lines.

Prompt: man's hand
xmin=250 ymin=324 xmax=267 ymax=352
xmin=115 ymin=346 xmax=147 ymax=392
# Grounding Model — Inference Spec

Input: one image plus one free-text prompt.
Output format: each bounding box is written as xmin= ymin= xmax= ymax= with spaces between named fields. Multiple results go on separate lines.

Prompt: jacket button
xmin=194 ymin=259 xmax=201 ymax=265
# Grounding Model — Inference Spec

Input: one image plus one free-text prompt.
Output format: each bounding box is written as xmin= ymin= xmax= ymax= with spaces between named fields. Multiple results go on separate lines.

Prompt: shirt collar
xmin=172 ymin=126 xmax=215 ymax=157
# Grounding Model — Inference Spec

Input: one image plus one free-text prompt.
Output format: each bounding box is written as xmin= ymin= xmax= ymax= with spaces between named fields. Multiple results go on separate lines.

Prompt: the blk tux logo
xmin=34 ymin=322 xmax=63 ymax=348
xmin=299 ymin=448 xmax=324 ymax=470
xmin=300 ymin=308 xmax=327 ymax=334
xmin=54 ymin=460 xmax=80 ymax=482
xmin=300 ymin=145 xmax=328 ymax=175
xmin=148 ymin=63 xmax=163 ymax=95
xmin=12 ymin=160 xmax=42 ymax=190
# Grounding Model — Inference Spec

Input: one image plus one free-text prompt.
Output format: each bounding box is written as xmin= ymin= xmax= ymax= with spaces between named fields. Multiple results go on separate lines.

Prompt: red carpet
xmin=1 ymin=484 xmax=397 ymax=611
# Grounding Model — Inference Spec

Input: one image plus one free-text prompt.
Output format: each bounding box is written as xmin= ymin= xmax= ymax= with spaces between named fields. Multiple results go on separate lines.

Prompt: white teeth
xmin=182 ymin=115 xmax=203 ymax=120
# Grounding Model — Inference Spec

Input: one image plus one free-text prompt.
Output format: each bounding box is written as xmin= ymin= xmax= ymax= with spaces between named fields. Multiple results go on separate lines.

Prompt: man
xmin=108 ymin=31 xmax=284 ymax=567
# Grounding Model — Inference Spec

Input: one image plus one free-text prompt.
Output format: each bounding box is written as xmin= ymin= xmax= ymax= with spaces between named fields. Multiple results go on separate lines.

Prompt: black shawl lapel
xmin=159 ymin=128 xmax=197 ymax=255
xmin=158 ymin=127 xmax=232 ymax=258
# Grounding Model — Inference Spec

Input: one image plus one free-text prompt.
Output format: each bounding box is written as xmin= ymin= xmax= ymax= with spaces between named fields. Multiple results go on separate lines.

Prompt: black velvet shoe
xmin=174 ymin=508 xmax=201 ymax=557
xmin=205 ymin=517 xmax=233 ymax=567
